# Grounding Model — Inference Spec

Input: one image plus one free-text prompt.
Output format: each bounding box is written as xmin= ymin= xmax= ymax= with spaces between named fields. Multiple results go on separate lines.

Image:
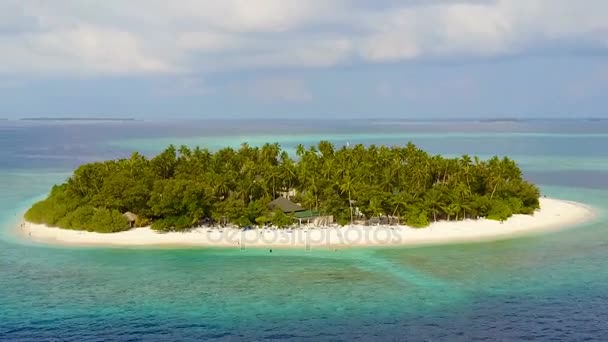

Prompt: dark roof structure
xmin=294 ymin=210 xmax=322 ymax=219
xmin=123 ymin=211 xmax=138 ymax=222
xmin=268 ymin=197 xmax=304 ymax=213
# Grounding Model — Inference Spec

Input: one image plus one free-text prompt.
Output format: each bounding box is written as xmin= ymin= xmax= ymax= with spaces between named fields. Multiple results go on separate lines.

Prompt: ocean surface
xmin=1 ymin=119 xmax=608 ymax=341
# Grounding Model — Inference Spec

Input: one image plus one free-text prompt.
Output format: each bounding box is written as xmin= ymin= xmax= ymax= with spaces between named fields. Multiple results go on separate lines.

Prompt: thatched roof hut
xmin=268 ymin=197 xmax=304 ymax=213
xmin=123 ymin=212 xmax=138 ymax=223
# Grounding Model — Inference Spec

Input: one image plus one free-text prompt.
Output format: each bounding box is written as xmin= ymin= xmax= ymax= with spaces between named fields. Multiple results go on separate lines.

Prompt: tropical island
xmin=21 ymin=141 xmax=594 ymax=247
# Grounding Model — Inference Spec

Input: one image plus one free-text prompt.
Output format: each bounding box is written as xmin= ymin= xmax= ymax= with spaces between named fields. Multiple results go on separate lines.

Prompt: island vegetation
xmin=25 ymin=141 xmax=540 ymax=233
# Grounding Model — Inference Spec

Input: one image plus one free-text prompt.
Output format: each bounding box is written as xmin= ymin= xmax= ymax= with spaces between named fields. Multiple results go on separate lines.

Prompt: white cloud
xmin=243 ymin=37 xmax=353 ymax=68
xmin=359 ymin=30 xmax=421 ymax=61
xmin=434 ymin=3 xmax=515 ymax=55
xmin=157 ymin=0 xmax=336 ymax=33
xmin=177 ymin=32 xmax=242 ymax=51
xmin=0 ymin=25 xmax=173 ymax=74
xmin=0 ymin=0 xmax=607 ymax=75
xmin=357 ymin=0 xmax=608 ymax=62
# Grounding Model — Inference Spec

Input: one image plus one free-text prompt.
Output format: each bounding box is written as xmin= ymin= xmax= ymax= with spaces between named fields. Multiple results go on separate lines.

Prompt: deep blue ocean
xmin=1 ymin=119 xmax=608 ymax=341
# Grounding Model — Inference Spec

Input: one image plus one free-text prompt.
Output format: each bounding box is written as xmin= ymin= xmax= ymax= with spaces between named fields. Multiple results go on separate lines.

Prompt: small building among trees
xmin=268 ymin=197 xmax=333 ymax=226
xmin=268 ymin=197 xmax=305 ymax=214
xmin=123 ymin=212 xmax=138 ymax=228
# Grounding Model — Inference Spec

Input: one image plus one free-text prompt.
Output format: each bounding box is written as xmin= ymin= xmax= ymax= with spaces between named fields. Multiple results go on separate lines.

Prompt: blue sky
xmin=0 ymin=0 xmax=607 ymax=119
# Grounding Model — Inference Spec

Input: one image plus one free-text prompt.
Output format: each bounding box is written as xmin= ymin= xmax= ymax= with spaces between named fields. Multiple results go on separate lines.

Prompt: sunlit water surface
xmin=1 ymin=119 xmax=608 ymax=341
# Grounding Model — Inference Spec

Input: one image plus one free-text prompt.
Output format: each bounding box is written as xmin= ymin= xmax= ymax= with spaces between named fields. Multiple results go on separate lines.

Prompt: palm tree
xmin=266 ymin=167 xmax=281 ymax=197
xmin=36 ymin=138 xmax=541 ymax=232
xmin=460 ymin=154 xmax=472 ymax=190
xmin=424 ymin=189 xmax=442 ymax=222
xmin=390 ymin=192 xmax=412 ymax=225
xmin=448 ymin=203 xmax=461 ymax=221
xmin=339 ymin=174 xmax=356 ymax=224
xmin=318 ymin=140 xmax=334 ymax=159
xmin=279 ymin=151 xmax=298 ymax=195
xmin=487 ymin=157 xmax=504 ymax=201
xmin=213 ymin=173 xmax=230 ymax=200
xmin=295 ymin=144 xmax=305 ymax=158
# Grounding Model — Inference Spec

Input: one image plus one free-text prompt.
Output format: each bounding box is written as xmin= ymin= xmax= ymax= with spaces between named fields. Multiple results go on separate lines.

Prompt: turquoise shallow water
xmin=2 ymin=120 xmax=608 ymax=341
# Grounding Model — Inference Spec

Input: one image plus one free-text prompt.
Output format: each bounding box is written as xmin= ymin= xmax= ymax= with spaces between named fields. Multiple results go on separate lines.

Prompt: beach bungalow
xmin=268 ymin=197 xmax=333 ymax=226
xmin=123 ymin=212 xmax=138 ymax=228
xmin=268 ymin=196 xmax=304 ymax=214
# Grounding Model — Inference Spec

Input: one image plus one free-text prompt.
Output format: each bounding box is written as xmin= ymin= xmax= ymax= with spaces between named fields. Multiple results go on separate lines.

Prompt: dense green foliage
xmin=25 ymin=141 xmax=540 ymax=232
xmin=26 ymin=185 xmax=129 ymax=233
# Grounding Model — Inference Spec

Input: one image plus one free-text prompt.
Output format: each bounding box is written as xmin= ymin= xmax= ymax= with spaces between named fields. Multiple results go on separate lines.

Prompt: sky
xmin=0 ymin=0 xmax=607 ymax=119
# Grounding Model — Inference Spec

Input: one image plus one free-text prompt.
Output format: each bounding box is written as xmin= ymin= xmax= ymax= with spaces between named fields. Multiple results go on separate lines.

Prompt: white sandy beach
xmin=16 ymin=198 xmax=596 ymax=249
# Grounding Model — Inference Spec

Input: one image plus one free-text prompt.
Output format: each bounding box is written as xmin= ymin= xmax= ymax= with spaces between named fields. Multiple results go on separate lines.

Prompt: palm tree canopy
xmin=25 ymin=141 xmax=540 ymax=231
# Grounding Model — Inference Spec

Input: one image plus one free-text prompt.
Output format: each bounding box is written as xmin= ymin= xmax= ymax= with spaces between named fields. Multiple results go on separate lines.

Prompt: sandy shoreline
xmin=16 ymin=198 xmax=597 ymax=249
